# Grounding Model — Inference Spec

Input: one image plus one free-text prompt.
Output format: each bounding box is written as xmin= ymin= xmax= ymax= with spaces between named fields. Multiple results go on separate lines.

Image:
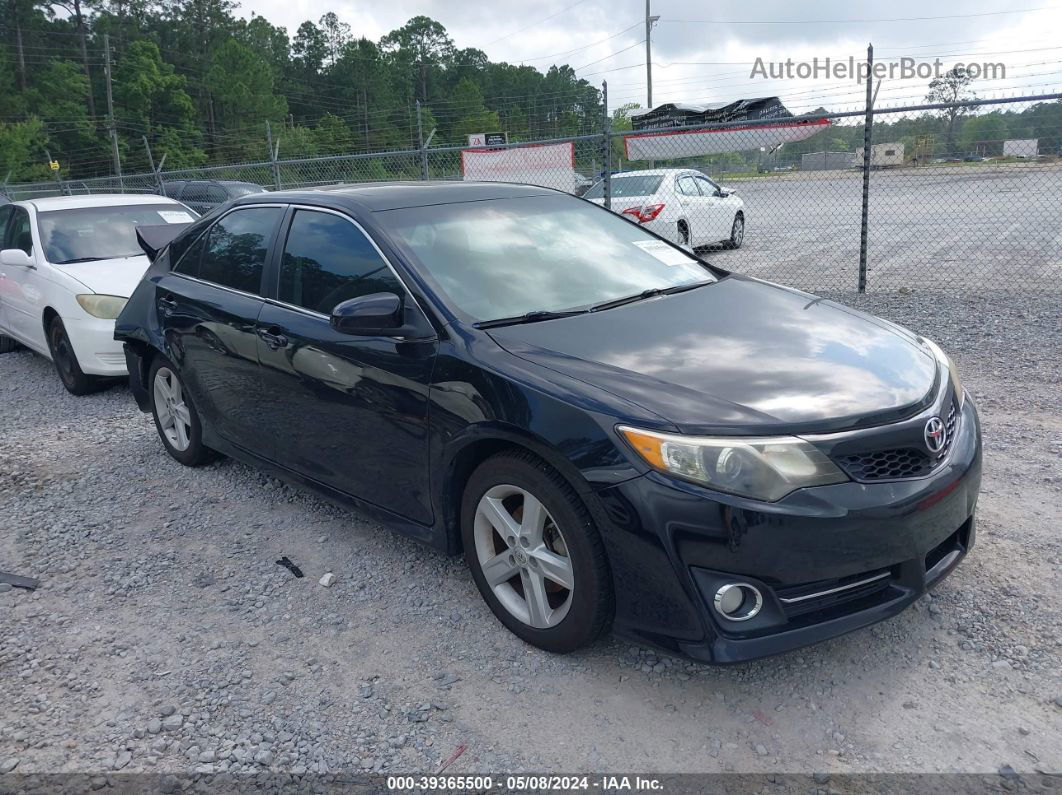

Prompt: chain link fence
xmin=3 ymin=95 xmax=1060 ymax=294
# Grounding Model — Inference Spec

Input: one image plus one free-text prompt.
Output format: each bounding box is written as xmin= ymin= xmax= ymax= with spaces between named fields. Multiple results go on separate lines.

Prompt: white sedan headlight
xmin=76 ymin=294 xmax=128 ymax=320
xmin=619 ymin=426 xmax=848 ymax=502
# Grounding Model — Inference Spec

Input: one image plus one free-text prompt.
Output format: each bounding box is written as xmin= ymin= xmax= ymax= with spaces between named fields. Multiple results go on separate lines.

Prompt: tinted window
xmin=5 ymin=208 xmax=32 ymax=255
xmin=161 ymin=182 xmax=184 ymax=198
xmin=379 ymin=195 xmax=713 ymax=322
xmin=207 ymin=186 xmax=228 ymax=203
xmin=182 ymin=183 xmax=214 ymax=203
xmin=197 ymin=207 xmax=281 ymax=294
xmin=583 ymin=174 xmax=664 ymax=200
xmin=278 ymin=210 xmax=403 ymax=315
xmin=0 ymin=205 xmax=13 ymax=241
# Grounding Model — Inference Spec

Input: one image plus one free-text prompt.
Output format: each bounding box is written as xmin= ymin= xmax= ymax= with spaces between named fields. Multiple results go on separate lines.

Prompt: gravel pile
xmin=1 ymin=290 xmax=1059 ymax=783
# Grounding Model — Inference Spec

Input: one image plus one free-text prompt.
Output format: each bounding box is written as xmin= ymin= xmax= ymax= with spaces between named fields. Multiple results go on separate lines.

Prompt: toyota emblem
xmin=924 ymin=416 xmax=947 ymax=454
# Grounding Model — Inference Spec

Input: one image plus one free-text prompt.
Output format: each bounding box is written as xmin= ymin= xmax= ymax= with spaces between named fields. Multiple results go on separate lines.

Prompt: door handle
xmin=257 ymin=327 xmax=289 ymax=350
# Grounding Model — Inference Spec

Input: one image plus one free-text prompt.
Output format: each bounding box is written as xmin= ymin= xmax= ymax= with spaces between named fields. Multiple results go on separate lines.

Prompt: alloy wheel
xmin=732 ymin=216 xmax=744 ymax=246
xmin=473 ymin=484 xmax=574 ymax=629
xmin=153 ymin=367 xmax=193 ymax=452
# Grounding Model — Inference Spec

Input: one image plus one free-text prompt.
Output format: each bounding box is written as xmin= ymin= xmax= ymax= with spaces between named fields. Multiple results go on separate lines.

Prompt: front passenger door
xmin=256 ymin=208 xmax=437 ymax=524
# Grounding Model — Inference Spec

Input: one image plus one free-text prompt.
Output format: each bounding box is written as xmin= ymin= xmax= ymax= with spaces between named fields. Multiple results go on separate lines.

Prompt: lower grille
xmin=776 ymin=568 xmax=892 ymax=618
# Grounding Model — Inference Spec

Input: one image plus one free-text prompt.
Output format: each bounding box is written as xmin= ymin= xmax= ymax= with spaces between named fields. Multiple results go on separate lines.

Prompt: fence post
xmin=143 ymin=136 xmax=163 ymax=194
xmin=858 ymin=43 xmax=874 ymax=293
xmin=416 ymin=100 xmax=429 ymax=181
xmin=602 ymin=81 xmax=612 ymax=210
xmin=266 ymin=121 xmax=282 ymax=190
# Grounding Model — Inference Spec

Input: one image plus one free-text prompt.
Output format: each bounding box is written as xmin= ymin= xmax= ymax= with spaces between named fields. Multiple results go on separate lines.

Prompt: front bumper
xmin=62 ymin=314 xmax=127 ymax=376
xmin=595 ymin=398 xmax=982 ymax=663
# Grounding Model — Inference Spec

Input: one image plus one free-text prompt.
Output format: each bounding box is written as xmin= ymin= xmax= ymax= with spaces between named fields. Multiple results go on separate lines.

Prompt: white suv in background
xmin=584 ymin=168 xmax=745 ymax=250
xmin=0 ymin=194 xmax=196 ymax=394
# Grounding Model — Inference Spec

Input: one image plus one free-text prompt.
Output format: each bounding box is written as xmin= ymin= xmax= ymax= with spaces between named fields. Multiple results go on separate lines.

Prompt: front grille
xmin=840 ymin=447 xmax=931 ymax=480
xmin=835 ymin=396 xmax=960 ymax=482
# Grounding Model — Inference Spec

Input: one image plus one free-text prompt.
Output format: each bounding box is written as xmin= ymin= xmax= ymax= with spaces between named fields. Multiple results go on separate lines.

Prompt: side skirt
xmin=204 ymin=432 xmax=447 ymax=553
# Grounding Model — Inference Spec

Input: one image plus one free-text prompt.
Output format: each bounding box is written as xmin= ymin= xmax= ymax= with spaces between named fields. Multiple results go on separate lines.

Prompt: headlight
xmin=76 ymin=294 xmax=128 ymax=320
xmin=922 ymin=338 xmax=964 ymax=407
xmin=618 ymin=426 xmax=847 ymax=502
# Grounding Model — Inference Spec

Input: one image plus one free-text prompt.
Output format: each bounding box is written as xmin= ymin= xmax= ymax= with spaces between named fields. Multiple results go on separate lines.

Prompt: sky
xmin=238 ymin=0 xmax=1062 ymax=114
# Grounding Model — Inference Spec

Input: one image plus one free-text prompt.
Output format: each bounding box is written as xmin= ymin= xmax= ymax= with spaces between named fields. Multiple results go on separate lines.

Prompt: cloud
xmin=236 ymin=0 xmax=1062 ymax=112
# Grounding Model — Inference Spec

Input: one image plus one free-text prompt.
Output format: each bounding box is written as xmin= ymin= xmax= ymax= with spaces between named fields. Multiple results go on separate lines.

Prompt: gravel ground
xmin=1 ymin=290 xmax=1060 ymax=783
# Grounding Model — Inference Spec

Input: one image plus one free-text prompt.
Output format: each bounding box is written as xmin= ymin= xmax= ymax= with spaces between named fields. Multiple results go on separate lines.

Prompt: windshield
xmin=583 ymin=173 xmax=664 ymax=200
xmin=378 ymin=195 xmax=715 ymax=322
xmin=37 ymin=204 xmax=197 ymax=264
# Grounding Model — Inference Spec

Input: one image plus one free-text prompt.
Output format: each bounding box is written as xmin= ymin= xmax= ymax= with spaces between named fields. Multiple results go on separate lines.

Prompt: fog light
xmin=713 ymin=583 xmax=763 ymax=621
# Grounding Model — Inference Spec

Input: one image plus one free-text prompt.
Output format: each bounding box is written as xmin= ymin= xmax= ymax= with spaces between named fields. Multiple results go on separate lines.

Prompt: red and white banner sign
xmin=462 ymin=141 xmax=576 ymax=193
xmin=624 ymin=119 xmax=831 ymax=161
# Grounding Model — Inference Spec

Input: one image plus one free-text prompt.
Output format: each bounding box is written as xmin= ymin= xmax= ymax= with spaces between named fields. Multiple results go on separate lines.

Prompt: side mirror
xmin=0 ymin=248 xmax=34 ymax=268
xmin=330 ymin=292 xmax=403 ymax=335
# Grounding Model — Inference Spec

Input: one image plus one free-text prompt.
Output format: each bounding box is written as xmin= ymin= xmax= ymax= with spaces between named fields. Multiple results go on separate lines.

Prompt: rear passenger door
xmin=255 ymin=207 xmax=437 ymax=524
xmin=156 ymin=205 xmax=284 ymax=457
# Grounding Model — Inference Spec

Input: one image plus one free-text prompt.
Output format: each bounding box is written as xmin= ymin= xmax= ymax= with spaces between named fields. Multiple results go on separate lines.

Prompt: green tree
xmin=926 ymin=66 xmax=977 ymax=156
xmin=380 ymin=16 xmax=454 ymax=103
xmin=114 ymin=41 xmax=205 ymax=170
xmin=0 ymin=118 xmax=49 ymax=181
xmin=205 ymin=38 xmax=287 ymax=157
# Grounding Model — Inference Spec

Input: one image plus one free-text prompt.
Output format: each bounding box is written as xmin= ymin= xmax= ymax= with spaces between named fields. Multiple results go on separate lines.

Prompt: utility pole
xmin=103 ymin=33 xmax=123 ymax=191
xmin=645 ymin=0 xmax=659 ymax=109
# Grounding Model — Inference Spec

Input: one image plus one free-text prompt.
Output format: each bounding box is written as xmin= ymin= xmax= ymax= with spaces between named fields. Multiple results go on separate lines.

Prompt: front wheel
xmin=461 ymin=451 xmax=614 ymax=653
xmin=726 ymin=213 xmax=745 ymax=249
xmin=47 ymin=316 xmax=101 ymax=395
xmin=149 ymin=356 xmax=215 ymax=466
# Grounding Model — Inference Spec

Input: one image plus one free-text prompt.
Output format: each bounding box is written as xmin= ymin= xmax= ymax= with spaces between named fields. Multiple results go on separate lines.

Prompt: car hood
xmin=54 ymin=255 xmax=150 ymax=298
xmin=487 ymin=277 xmax=939 ymax=434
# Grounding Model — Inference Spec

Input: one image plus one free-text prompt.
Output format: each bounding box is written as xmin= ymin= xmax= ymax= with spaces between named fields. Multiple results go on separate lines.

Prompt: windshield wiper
xmin=475 ymin=309 xmax=588 ymax=329
xmin=587 ymin=281 xmax=712 ymax=313
xmin=55 ymin=256 xmax=105 ymax=264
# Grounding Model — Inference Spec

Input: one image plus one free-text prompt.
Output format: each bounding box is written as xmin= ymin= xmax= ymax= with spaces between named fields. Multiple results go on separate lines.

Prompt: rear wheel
xmin=677 ymin=221 xmax=691 ymax=247
xmin=461 ymin=451 xmax=613 ymax=653
xmin=149 ymin=356 xmax=215 ymax=466
xmin=47 ymin=316 xmax=101 ymax=395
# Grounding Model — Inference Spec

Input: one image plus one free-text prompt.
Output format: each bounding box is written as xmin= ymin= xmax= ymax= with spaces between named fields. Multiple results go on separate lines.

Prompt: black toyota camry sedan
xmin=115 ymin=182 xmax=981 ymax=663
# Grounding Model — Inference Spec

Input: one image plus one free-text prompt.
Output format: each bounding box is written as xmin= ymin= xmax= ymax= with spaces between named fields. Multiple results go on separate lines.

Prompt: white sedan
xmin=583 ymin=168 xmax=746 ymax=250
xmin=0 ymin=194 xmax=196 ymax=394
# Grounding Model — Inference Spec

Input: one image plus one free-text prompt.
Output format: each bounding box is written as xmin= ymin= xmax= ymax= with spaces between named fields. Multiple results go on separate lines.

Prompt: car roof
xmin=246 ymin=181 xmax=559 ymax=212
xmin=24 ymin=194 xmax=182 ymax=211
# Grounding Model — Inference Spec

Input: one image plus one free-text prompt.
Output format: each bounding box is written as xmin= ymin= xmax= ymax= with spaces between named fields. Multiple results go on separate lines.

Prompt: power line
xmin=657 ymin=7 xmax=1052 ymax=25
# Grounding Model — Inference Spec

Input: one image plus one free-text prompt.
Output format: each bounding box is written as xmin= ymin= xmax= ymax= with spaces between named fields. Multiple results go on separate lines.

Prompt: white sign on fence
xmin=461 ymin=141 xmax=576 ymax=193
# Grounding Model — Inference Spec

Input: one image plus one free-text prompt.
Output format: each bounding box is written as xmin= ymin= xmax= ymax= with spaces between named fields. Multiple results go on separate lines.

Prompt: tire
xmin=461 ymin=450 xmax=614 ymax=653
xmin=677 ymin=222 xmax=691 ymax=248
xmin=726 ymin=213 xmax=745 ymax=249
xmin=148 ymin=355 xmax=216 ymax=467
xmin=47 ymin=316 xmax=101 ymax=395
xmin=0 ymin=334 xmax=17 ymax=353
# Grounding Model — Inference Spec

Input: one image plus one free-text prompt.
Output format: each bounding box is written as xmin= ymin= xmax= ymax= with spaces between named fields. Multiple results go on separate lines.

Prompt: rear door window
xmin=191 ymin=207 xmax=282 ymax=294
